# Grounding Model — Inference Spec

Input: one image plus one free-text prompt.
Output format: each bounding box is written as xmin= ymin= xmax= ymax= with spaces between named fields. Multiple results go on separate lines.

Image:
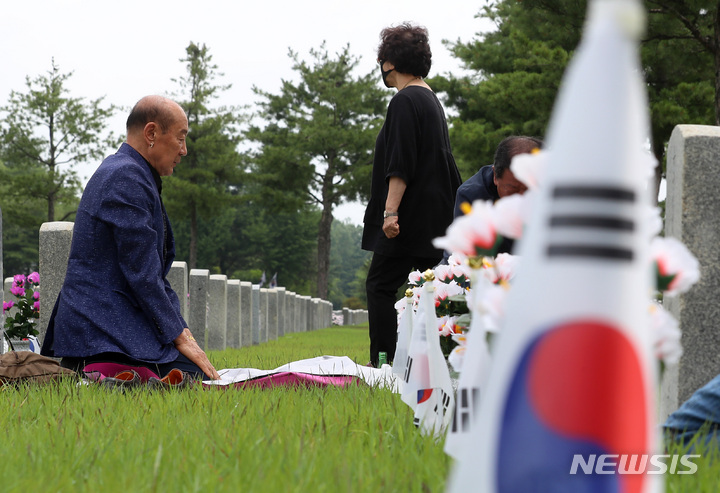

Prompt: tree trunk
xmin=47 ymin=167 xmax=56 ymax=222
xmin=715 ymin=1 xmax=720 ymax=125
xmin=48 ymin=114 xmax=56 ymax=223
xmin=189 ymin=203 xmax=198 ymax=270
xmin=316 ymin=203 xmax=334 ymax=300
xmin=48 ymin=193 xmax=55 ymax=223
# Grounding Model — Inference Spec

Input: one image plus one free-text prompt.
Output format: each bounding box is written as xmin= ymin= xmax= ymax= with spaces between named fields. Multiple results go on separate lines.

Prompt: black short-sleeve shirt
xmin=362 ymin=86 xmax=462 ymax=257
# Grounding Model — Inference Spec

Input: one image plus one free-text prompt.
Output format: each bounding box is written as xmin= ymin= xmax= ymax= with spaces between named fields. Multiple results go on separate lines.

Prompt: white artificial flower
xmin=434 ymin=280 xmax=464 ymax=304
xmin=433 ymin=199 xmax=498 ymax=257
xmin=433 ymin=264 xmax=454 ymax=284
xmin=465 ymin=274 xmax=493 ymax=312
xmin=463 ymin=274 xmax=508 ymax=332
xmin=476 ymin=282 xmax=510 ymax=332
xmin=447 ymin=253 xmax=467 ymax=267
xmin=639 ymin=150 xmax=659 ymax=180
xmin=410 ymin=286 xmax=421 ymax=302
xmin=407 ymin=270 xmax=423 ymax=285
xmin=438 ymin=316 xmax=458 ymax=337
xmin=448 ymin=335 xmax=467 ymax=373
xmin=645 ymin=206 xmax=664 ymax=238
xmin=510 ymin=149 xmax=548 ymax=191
xmin=492 ymin=194 xmax=528 ymax=240
xmin=494 ymin=253 xmax=521 ymax=283
xmin=649 ymin=302 xmax=683 ymax=365
xmin=651 ymin=236 xmax=700 ymax=296
xmin=451 ymin=332 xmax=467 ymax=346
xmin=450 ymin=262 xmax=472 ymax=284
xmin=478 ymin=258 xmax=503 ymax=285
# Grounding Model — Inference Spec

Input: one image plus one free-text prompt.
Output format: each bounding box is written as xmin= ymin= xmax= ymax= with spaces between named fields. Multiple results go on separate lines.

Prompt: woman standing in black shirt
xmin=362 ymin=23 xmax=462 ymax=367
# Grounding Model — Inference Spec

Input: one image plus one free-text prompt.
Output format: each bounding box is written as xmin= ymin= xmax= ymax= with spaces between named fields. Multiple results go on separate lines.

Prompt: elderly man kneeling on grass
xmin=41 ymin=95 xmax=220 ymax=382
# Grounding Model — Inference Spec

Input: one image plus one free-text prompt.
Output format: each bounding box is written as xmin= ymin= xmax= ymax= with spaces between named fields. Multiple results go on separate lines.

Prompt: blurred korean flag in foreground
xmin=448 ymin=1 xmax=661 ymax=492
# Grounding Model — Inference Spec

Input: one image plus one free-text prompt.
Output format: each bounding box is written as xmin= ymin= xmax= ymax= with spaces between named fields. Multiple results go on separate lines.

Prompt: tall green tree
xmin=644 ymin=1 xmax=719 ymax=124
xmin=247 ymin=43 xmax=388 ymax=299
xmin=171 ymin=199 xmax=320 ymax=296
xmin=0 ymin=182 xmax=44 ymax=276
xmin=0 ymin=60 xmax=116 ymax=222
xmin=434 ymin=1 xmax=716 ymax=200
xmin=329 ymin=219 xmax=372 ymax=308
xmin=642 ymin=0 xmax=717 ymax=192
xmin=164 ymin=42 xmax=244 ymax=270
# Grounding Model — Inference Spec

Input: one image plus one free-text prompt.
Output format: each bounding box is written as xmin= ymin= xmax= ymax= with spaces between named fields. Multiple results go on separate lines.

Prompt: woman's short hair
xmin=377 ymin=23 xmax=432 ymax=78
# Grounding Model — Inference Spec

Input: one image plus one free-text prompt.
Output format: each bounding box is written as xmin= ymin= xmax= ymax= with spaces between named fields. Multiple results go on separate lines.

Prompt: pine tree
xmin=0 ymin=60 xmax=116 ymax=222
xmin=246 ymin=43 xmax=387 ymax=298
xmin=433 ymin=1 xmax=716 ymax=201
xmin=164 ymin=42 xmax=244 ymax=270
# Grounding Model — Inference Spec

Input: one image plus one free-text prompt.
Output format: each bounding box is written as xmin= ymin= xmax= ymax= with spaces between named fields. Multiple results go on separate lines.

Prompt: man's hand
xmin=382 ymin=216 xmax=400 ymax=238
xmin=174 ymin=328 xmax=221 ymax=380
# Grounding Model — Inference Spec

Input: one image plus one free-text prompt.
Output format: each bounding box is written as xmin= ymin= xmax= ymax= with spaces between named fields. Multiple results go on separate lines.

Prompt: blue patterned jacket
xmin=41 ymin=143 xmax=186 ymax=363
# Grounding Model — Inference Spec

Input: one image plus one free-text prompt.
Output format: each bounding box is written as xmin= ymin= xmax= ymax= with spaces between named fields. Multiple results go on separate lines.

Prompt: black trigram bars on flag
xmin=451 ymin=387 xmax=481 ymax=434
xmin=404 ymin=356 xmax=413 ymax=383
xmin=546 ymin=185 xmax=636 ymax=262
xmin=433 ymin=388 xmax=452 ymax=418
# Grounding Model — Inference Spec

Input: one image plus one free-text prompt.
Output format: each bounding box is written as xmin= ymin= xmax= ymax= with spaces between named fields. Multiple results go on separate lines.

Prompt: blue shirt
xmin=453 ymin=165 xmax=498 ymax=217
xmin=450 ymin=164 xmax=514 ymax=255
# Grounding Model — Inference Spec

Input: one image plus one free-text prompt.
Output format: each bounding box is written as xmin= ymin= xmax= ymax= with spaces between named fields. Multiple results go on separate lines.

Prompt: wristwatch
xmin=383 ymin=211 xmax=398 ymax=219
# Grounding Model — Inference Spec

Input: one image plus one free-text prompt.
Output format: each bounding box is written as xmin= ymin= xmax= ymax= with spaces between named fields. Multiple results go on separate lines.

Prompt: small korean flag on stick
xmin=401 ymin=270 xmax=455 ymax=438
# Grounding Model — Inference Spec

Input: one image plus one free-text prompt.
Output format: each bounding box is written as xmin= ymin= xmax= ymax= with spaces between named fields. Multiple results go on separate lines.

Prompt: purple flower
xmin=10 ymin=285 xmax=25 ymax=297
xmin=33 ymin=291 xmax=40 ymax=300
xmin=27 ymin=272 xmax=40 ymax=284
xmin=3 ymin=301 xmax=14 ymax=312
xmin=33 ymin=301 xmax=40 ymax=312
xmin=13 ymin=274 xmax=26 ymax=287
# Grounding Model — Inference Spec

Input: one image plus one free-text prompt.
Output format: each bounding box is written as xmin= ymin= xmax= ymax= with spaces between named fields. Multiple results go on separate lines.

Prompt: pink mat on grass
xmin=207 ymin=372 xmax=362 ymax=390
xmin=83 ymin=362 xmax=160 ymax=382
xmin=80 ymin=356 xmax=400 ymax=391
xmin=203 ymin=356 xmax=400 ymax=391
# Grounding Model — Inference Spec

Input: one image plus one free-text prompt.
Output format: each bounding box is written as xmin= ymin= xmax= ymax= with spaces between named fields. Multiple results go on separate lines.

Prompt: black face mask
xmin=379 ymin=60 xmax=394 ymax=88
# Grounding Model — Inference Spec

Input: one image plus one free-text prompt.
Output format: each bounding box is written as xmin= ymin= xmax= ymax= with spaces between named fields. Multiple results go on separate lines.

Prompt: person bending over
xmin=452 ymin=136 xmax=543 ymax=254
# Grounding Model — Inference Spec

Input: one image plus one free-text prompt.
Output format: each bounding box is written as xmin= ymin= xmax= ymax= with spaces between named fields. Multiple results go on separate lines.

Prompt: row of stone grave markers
xmin=0 ymin=221 xmax=367 ymax=353
xmin=166 ymin=263 xmax=335 ymax=350
xmin=341 ymin=307 xmax=369 ymax=326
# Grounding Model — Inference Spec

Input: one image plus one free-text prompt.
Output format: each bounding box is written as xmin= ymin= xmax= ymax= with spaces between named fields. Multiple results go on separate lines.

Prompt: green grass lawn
xmin=0 ymin=326 xmax=449 ymax=493
xmin=664 ymin=430 xmax=720 ymax=492
xmin=1 ymin=325 xmax=718 ymax=492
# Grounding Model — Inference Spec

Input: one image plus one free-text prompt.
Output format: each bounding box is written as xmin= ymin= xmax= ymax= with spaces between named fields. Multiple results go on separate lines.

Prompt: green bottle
xmin=378 ymin=352 xmax=387 ymax=367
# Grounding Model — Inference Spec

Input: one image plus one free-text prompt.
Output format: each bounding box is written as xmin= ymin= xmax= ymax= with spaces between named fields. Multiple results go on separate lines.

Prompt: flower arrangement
xmin=396 ymin=148 xmax=700 ymax=375
xmin=3 ymin=272 xmax=41 ymax=342
xmin=396 ymin=259 xmax=466 ymax=358
xmin=396 ymin=252 xmax=519 ymax=361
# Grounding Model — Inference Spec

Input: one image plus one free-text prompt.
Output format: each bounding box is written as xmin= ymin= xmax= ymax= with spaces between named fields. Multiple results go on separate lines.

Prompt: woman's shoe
xmin=100 ymin=369 xmax=141 ymax=389
xmin=148 ymin=368 xmax=191 ymax=390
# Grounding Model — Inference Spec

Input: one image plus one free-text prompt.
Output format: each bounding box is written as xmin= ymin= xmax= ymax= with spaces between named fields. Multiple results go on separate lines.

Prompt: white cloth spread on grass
xmin=203 ymin=355 xmax=401 ymax=392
